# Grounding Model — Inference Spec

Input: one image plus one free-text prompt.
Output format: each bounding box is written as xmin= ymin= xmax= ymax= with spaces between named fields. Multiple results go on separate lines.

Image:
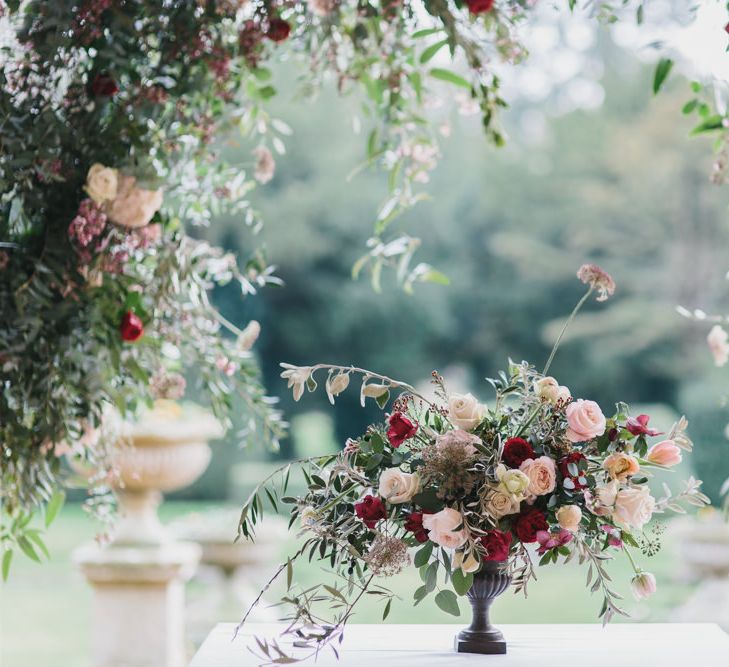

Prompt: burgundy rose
xmin=558 ymin=451 xmax=588 ymax=490
xmin=266 ymin=18 xmax=291 ymax=43
xmin=404 ymin=511 xmax=429 ymax=543
xmin=386 ymin=412 xmax=418 ymax=448
xmin=480 ymin=529 xmax=512 ymax=561
xmin=354 ymin=495 xmax=386 ymax=529
xmin=120 ymin=311 xmax=144 ymax=342
xmin=625 ymin=414 xmax=663 ymax=437
xmin=464 ymin=0 xmax=494 ymax=14
xmin=502 ymin=437 xmax=535 ymax=468
xmin=725 ymin=22 xmax=729 ymax=35
xmin=91 ymin=73 xmax=119 ymax=97
xmin=513 ymin=507 xmax=548 ymax=543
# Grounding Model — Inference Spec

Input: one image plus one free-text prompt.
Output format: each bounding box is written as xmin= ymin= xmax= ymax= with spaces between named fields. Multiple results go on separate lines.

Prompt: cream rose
xmin=484 ymin=488 xmax=521 ymax=519
xmin=378 ymin=468 xmax=420 ymax=504
xmin=586 ymin=480 xmax=619 ymax=516
xmin=448 ymin=393 xmax=485 ymax=431
xmin=534 ymin=377 xmax=571 ymax=404
xmin=603 ymin=452 xmax=640 ymax=481
xmin=495 ymin=464 xmax=530 ymax=498
xmin=453 ymin=550 xmax=480 ymax=574
xmin=85 ymin=163 xmax=119 ymax=203
xmin=422 ymin=508 xmax=468 ymax=549
xmin=613 ymin=486 xmax=656 ymax=531
xmin=565 ymin=399 xmax=606 ymax=443
xmin=556 ymin=505 xmax=582 ymax=532
xmin=519 ymin=456 xmax=556 ymax=497
xmin=107 ymin=174 xmax=163 ymax=228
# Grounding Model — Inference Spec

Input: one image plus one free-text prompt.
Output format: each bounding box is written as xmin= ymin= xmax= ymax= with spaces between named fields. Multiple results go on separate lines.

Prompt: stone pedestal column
xmin=75 ymin=543 xmax=201 ymax=667
xmin=73 ymin=401 xmax=223 ymax=667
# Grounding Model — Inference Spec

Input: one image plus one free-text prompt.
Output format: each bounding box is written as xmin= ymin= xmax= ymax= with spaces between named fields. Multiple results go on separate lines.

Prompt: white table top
xmin=190 ymin=622 xmax=729 ymax=666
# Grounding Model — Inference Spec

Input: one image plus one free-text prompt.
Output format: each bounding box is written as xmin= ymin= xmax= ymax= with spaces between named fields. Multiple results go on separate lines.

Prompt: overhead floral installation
xmin=0 ymin=0 xmax=724 ymax=573
xmin=237 ymin=266 xmax=708 ymax=663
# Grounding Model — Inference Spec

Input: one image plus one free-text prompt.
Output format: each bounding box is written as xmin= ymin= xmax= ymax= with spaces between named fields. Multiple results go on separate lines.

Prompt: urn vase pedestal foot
xmin=454 ymin=561 xmax=511 ymax=655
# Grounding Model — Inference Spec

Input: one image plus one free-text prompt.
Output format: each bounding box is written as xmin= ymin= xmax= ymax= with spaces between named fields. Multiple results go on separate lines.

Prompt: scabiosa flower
xmin=576 ymin=263 xmax=616 ymax=302
xmin=90 ymin=73 xmax=119 ymax=97
xmin=364 ymin=534 xmax=410 ymax=577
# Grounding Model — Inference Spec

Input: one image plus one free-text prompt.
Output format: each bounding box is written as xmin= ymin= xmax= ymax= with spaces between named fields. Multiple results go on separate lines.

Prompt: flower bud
xmin=630 ymin=572 xmax=657 ymax=600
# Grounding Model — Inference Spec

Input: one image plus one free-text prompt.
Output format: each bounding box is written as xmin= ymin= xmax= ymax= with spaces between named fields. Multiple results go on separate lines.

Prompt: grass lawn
xmin=0 ymin=501 xmax=695 ymax=667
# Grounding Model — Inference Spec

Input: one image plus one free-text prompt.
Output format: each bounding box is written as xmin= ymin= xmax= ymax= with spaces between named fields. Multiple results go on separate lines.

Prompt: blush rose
xmin=565 ymin=399 xmax=606 ymax=442
xmin=422 ymin=508 xmax=468 ymax=549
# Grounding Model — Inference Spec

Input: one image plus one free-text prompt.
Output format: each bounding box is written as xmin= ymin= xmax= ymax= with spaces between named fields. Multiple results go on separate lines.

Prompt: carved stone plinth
xmin=75 ymin=542 xmax=201 ymax=667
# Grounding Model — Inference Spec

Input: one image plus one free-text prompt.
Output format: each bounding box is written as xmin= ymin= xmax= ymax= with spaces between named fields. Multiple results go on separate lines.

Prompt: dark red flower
xmin=404 ymin=511 xmax=429 ymax=543
xmin=480 ymin=529 xmax=512 ymax=561
xmin=354 ymin=495 xmax=386 ymax=529
xmin=465 ymin=0 xmax=494 ymax=14
xmin=120 ymin=311 xmax=144 ymax=342
xmin=625 ymin=414 xmax=663 ymax=437
xmin=91 ymin=73 xmax=119 ymax=97
xmin=386 ymin=412 xmax=418 ymax=448
xmin=266 ymin=18 xmax=291 ymax=43
xmin=558 ymin=451 xmax=588 ymax=490
xmin=725 ymin=21 xmax=729 ymax=35
xmin=513 ymin=508 xmax=548 ymax=544
xmin=502 ymin=437 xmax=535 ymax=468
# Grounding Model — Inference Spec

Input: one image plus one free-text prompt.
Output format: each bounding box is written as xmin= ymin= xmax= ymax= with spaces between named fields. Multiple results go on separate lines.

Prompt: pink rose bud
xmin=630 ymin=572 xmax=657 ymax=601
xmin=646 ymin=439 xmax=682 ymax=467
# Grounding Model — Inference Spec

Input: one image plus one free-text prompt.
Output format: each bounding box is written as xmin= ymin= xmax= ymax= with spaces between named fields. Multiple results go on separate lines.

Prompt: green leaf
xmin=420 ymin=40 xmax=449 ymax=64
xmin=382 ymin=598 xmax=392 ymax=620
xmin=26 ymin=532 xmax=50 ymax=560
xmin=429 ymin=68 xmax=471 ymax=90
xmin=451 ymin=568 xmax=474 ymax=596
xmin=414 ymin=541 xmax=433 ymax=568
xmin=2 ymin=550 xmax=12 ymax=581
xmin=424 ymin=561 xmax=438 ymax=592
xmin=375 ymin=390 xmax=390 ymax=409
xmin=412 ymin=28 xmax=442 ymax=39
xmin=653 ymin=58 xmax=674 ymax=95
xmin=690 ymin=115 xmax=725 ymax=135
xmin=682 ymin=99 xmax=698 ymax=115
xmin=16 ymin=536 xmax=40 ymax=563
xmin=434 ymin=589 xmax=460 ymax=616
xmin=413 ymin=584 xmax=428 ymax=604
xmin=45 ymin=490 xmax=65 ymax=528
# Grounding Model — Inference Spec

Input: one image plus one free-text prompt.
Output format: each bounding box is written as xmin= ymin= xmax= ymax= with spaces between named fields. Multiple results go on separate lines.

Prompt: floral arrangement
xmin=237 ymin=265 xmax=709 ymax=664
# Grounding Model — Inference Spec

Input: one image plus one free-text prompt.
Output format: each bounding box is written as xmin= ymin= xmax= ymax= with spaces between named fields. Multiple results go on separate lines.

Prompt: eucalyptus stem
xmin=542 ymin=286 xmax=594 ymax=377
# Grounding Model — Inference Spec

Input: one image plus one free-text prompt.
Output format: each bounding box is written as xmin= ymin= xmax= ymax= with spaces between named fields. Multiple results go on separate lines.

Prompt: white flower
xmin=484 ymin=488 xmax=521 ymax=519
xmin=534 ymin=376 xmax=571 ymax=404
xmin=708 ymin=325 xmax=729 ymax=367
xmin=378 ymin=468 xmax=420 ymax=503
xmin=85 ymin=163 xmax=118 ymax=203
xmin=448 ymin=392 xmax=486 ymax=431
xmin=630 ymin=572 xmax=657 ymax=600
xmin=325 ymin=372 xmax=350 ymax=404
xmin=253 ymin=146 xmax=275 ymax=184
xmin=280 ymin=364 xmax=312 ymax=401
xmin=495 ymin=464 xmax=530 ymax=499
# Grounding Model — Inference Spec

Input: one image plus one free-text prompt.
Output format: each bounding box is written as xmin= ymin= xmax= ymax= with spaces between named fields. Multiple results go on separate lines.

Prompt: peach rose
xmin=556 ymin=505 xmax=582 ymax=532
xmin=422 ymin=508 xmax=468 ymax=549
xmin=565 ymin=399 xmax=606 ymax=442
xmin=603 ymin=452 xmax=640 ymax=481
xmin=484 ymin=488 xmax=521 ymax=519
xmin=519 ymin=456 xmax=556 ymax=497
xmin=107 ymin=174 xmax=163 ymax=228
xmin=585 ymin=480 xmax=619 ymax=516
xmin=448 ymin=393 xmax=485 ymax=431
xmin=646 ymin=439 xmax=682 ymax=467
xmin=378 ymin=468 xmax=420 ymax=504
xmin=613 ymin=486 xmax=656 ymax=531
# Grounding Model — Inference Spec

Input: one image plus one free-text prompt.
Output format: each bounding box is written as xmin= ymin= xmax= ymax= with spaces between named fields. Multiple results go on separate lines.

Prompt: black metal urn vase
xmin=454 ymin=560 xmax=511 ymax=654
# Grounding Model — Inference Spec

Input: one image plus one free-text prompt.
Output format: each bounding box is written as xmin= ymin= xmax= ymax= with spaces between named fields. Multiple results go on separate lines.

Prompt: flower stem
xmin=542 ymin=286 xmax=594 ymax=377
xmin=623 ymin=545 xmax=641 ymax=574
